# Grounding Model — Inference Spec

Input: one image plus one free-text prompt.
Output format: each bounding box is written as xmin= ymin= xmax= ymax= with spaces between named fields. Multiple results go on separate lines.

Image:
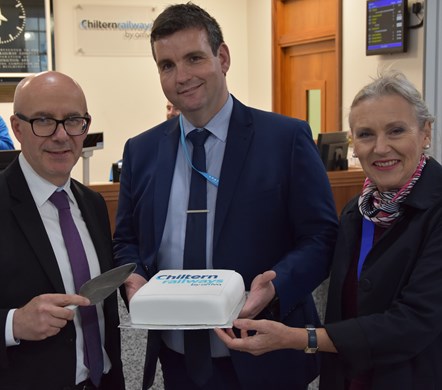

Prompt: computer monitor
xmin=0 ymin=150 xmax=20 ymax=171
xmin=317 ymin=132 xmax=349 ymax=171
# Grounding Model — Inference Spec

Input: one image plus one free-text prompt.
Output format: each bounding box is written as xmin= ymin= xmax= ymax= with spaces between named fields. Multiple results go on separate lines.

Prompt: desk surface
xmin=327 ymin=166 xmax=365 ymax=184
xmin=327 ymin=167 xmax=365 ymax=215
xmin=89 ymin=183 xmax=120 ymax=234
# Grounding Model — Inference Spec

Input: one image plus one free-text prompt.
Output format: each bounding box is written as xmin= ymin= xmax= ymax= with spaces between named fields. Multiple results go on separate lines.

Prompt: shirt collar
xmin=181 ymin=94 xmax=233 ymax=143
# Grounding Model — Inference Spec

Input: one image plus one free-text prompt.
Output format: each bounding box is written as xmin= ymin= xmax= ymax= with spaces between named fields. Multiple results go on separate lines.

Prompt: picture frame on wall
xmin=0 ymin=0 xmax=54 ymax=82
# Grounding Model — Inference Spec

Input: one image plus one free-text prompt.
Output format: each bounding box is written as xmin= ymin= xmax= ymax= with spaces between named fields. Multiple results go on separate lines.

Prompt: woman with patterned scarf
xmin=215 ymin=71 xmax=442 ymax=390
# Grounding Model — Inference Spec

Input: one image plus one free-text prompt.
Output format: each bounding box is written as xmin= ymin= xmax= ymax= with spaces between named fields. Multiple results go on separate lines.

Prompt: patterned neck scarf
xmin=358 ymin=154 xmax=428 ymax=227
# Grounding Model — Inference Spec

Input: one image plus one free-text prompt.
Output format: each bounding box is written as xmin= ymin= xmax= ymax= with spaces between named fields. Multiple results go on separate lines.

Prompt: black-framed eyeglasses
xmin=15 ymin=112 xmax=91 ymax=137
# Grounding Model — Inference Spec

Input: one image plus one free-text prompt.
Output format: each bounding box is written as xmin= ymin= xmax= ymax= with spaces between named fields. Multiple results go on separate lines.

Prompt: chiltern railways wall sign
xmin=75 ymin=4 xmax=161 ymax=56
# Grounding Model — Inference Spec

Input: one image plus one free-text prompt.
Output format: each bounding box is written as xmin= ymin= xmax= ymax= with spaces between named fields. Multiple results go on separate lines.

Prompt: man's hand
xmin=13 ymin=294 xmax=90 ymax=341
xmin=125 ymin=273 xmax=148 ymax=302
xmin=239 ymin=270 xmax=276 ymax=319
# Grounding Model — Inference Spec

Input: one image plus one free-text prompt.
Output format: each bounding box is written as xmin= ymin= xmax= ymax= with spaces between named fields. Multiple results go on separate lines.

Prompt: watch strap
xmin=304 ymin=324 xmax=319 ymax=353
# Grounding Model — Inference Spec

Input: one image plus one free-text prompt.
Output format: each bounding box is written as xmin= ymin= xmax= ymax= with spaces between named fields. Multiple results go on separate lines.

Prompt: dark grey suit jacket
xmin=0 ymin=158 xmax=124 ymax=390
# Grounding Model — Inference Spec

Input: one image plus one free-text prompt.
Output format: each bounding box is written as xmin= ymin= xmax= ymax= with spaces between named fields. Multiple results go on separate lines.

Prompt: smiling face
xmin=153 ymin=28 xmax=230 ymax=128
xmin=350 ymin=94 xmax=431 ymax=192
xmin=11 ymin=72 xmax=90 ymax=186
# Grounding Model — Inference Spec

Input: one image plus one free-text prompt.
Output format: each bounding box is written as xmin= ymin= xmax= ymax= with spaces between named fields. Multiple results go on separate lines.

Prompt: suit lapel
xmin=6 ymin=161 xmax=66 ymax=293
xmin=71 ymin=181 xmax=112 ymax=274
xmin=339 ymin=200 xmax=362 ymax=271
xmin=213 ymin=99 xmax=254 ymax=249
xmin=153 ymin=123 xmax=180 ymax=251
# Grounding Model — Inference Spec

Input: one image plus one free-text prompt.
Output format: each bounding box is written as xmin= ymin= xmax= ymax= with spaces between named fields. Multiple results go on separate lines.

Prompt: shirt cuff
xmin=5 ymin=309 xmax=20 ymax=347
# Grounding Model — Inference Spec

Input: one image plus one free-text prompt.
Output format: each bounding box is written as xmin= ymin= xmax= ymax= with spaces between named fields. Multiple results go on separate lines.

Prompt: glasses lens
xmin=64 ymin=117 xmax=88 ymax=135
xmin=32 ymin=118 xmax=57 ymax=137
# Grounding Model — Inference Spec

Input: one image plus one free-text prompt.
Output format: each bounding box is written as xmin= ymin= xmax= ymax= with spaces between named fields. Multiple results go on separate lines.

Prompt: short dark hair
xmin=150 ymin=2 xmax=224 ymax=60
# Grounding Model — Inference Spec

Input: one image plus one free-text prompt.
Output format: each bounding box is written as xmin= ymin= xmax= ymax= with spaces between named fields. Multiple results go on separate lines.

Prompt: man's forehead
xmin=155 ymin=28 xmax=209 ymax=47
xmin=17 ymin=94 xmax=87 ymax=118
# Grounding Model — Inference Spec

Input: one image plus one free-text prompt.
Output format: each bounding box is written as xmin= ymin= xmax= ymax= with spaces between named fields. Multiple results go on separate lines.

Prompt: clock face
xmin=0 ymin=0 xmax=26 ymax=45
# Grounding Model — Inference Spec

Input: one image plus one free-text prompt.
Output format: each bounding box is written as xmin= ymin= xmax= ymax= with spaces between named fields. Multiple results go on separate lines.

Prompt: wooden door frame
xmin=272 ymin=0 xmax=342 ymax=133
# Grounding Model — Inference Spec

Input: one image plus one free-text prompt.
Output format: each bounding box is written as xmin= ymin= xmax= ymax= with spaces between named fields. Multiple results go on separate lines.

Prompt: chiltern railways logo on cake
xmin=156 ymin=273 xmax=224 ymax=286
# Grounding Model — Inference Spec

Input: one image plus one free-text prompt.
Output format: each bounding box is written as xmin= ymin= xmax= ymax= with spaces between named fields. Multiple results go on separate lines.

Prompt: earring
xmin=424 ymin=144 xmax=431 ymax=150
xmin=352 ymin=152 xmax=358 ymax=158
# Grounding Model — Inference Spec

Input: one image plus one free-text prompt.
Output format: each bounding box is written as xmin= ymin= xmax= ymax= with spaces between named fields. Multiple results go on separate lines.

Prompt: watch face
xmin=0 ymin=0 xmax=26 ymax=45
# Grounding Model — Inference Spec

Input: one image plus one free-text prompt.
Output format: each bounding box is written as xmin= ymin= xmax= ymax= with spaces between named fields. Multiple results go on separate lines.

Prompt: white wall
xmin=0 ymin=0 xmax=425 ymax=183
xmin=246 ymin=0 xmax=272 ymax=111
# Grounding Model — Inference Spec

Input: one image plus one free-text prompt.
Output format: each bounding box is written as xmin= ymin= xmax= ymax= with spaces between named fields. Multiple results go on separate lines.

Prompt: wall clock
xmin=0 ymin=0 xmax=27 ymax=45
xmin=0 ymin=0 xmax=53 ymax=102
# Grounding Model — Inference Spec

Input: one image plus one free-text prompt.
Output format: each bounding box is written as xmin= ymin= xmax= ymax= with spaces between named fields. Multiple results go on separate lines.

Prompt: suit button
xmin=359 ymin=278 xmax=372 ymax=291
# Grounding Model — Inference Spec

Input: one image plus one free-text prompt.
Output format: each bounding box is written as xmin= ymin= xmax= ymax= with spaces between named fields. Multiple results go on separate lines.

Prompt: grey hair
xmin=351 ymin=70 xmax=435 ymax=129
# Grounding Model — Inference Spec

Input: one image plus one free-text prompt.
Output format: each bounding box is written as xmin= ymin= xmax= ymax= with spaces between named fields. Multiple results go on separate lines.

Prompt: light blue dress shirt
xmin=158 ymin=95 xmax=233 ymax=357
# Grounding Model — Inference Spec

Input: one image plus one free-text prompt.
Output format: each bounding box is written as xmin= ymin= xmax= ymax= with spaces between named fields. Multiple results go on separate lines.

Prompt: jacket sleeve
xmin=272 ymin=121 xmax=338 ymax=319
xmin=113 ymin=138 xmax=150 ymax=279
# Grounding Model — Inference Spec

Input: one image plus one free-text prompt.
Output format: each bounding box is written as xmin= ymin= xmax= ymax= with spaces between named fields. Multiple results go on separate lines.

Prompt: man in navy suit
xmin=113 ymin=3 xmax=338 ymax=389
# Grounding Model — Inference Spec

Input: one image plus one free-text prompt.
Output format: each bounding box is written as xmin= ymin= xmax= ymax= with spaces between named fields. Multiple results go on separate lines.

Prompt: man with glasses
xmin=0 ymin=71 xmax=124 ymax=390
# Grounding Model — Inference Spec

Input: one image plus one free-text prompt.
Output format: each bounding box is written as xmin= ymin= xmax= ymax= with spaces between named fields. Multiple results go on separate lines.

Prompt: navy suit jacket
xmin=114 ymin=96 xmax=338 ymax=388
xmin=0 ymin=159 xmax=124 ymax=390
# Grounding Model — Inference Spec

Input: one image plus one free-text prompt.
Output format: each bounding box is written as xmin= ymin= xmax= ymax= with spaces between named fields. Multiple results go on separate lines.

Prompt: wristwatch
xmin=304 ymin=324 xmax=319 ymax=354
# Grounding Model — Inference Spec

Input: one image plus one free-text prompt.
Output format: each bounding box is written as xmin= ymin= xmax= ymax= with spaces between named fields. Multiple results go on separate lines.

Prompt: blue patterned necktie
xmin=183 ymin=129 xmax=213 ymax=386
xmin=49 ymin=190 xmax=103 ymax=387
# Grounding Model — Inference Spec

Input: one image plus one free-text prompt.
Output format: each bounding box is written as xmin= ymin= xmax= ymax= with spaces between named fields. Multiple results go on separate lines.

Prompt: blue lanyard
xmin=357 ymin=218 xmax=375 ymax=280
xmin=179 ymin=114 xmax=219 ymax=187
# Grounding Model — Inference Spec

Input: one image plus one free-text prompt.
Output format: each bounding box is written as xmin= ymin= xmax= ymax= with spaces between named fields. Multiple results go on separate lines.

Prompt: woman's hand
xmin=214 ymin=318 xmax=300 ymax=355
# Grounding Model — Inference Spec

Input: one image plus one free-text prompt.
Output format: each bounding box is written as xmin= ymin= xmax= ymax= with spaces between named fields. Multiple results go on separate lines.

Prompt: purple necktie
xmin=183 ymin=129 xmax=213 ymax=386
xmin=49 ymin=190 xmax=103 ymax=386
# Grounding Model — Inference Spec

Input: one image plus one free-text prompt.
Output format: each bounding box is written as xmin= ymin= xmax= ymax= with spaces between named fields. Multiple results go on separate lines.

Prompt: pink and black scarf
xmin=358 ymin=154 xmax=428 ymax=227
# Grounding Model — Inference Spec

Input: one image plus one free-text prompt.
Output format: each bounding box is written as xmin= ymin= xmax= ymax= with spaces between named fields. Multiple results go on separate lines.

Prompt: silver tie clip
xmin=187 ymin=209 xmax=209 ymax=214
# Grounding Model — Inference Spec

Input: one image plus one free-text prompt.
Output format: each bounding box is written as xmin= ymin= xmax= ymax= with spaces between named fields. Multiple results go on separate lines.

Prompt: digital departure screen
xmin=366 ymin=0 xmax=407 ymax=55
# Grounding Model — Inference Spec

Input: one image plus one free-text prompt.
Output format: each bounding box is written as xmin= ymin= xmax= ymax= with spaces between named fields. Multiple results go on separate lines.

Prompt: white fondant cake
xmin=130 ymin=269 xmax=245 ymax=325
